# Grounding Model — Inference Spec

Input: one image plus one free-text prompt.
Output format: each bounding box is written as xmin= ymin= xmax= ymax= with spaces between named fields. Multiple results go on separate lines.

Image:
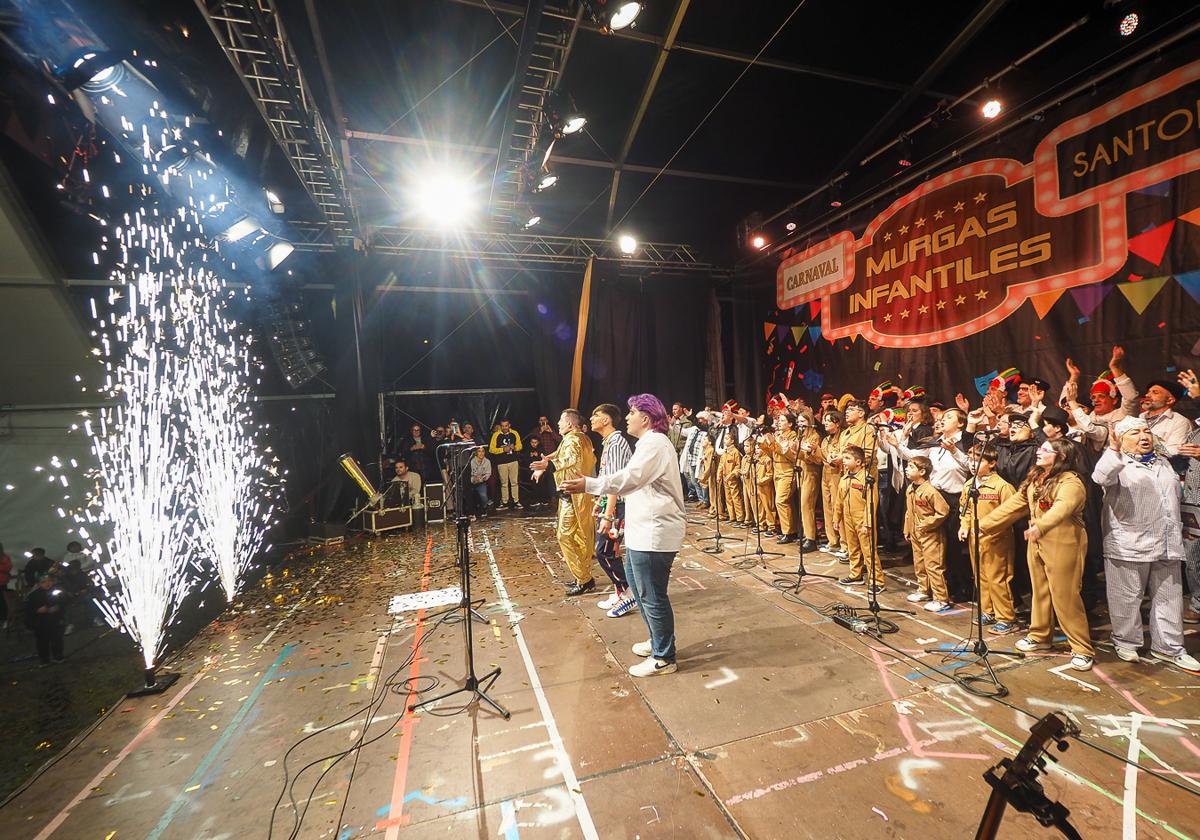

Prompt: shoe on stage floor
xmin=629 ymin=657 xmax=677 ymax=678
xmin=607 ymin=597 xmax=638 ymax=618
xmin=777 ymin=534 xmax=796 ymax=544
xmin=1070 ymin=654 xmax=1094 ymax=671
xmin=800 ymin=538 xmax=818 ymax=552
xmin=632 ymin=639 xmax=652 ymax=657
xmin=597 ymin=593 xmax=619 ymax=610
xmin=923 ymin=600 xmax=952 ymax=613
xmin=838 ymin=574 xmax=864 ymax=586
xmin=906 ymin=591 xmax=930 ymax=603
xmin=1150 ymin=650 xmax=1200 ymax=672
xmin=1015 ymin=637 xmax=1052 ymax=653
xmin=565 ymin=579 xmax=596 ymax=597
xmin=987 ymin=622 xmax=1017 ymax=635
xmin=1114 ymin=645 xmax=1140 ymax=662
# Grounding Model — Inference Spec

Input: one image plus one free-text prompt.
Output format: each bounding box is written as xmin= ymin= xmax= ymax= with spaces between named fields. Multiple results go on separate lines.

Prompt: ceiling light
xmin=609 ymin=2 xmax=642 ymax=30
xmin=617 ymin=234 xmax=637 ymax=255
xmin=223 ymin=217 xmax=259 ymax=242
xmin=265 ymin=189 xmax=285 ymax=214
xmin=751 ymin=234 xmax=766 ymax=250
xmin=58 ymin=49 xmax=125 ymax=92
xmin=1119 ymin=12 xmax=1139 ymax=36
xmin=981 ymin=99 xmax=1002 ymax=119
xmin=260 ymin=241 xmax=294 ymax=271
xmin=829 ymin=199 xmax=842 ymax=208
xmin=524 ymin=214 xmax=541 ymax=229
xmin=413 ymin=170 xmax=478 ymax=227
xmin=785 ymin=221 xmax=797 ymax=232
xmin=562 ymin=115 xmax=587 ymax=135
xmin=535 ymin=173 xmax=558 ymax=192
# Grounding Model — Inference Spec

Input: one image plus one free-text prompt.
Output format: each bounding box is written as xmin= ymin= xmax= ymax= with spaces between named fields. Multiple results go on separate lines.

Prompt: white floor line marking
xmin=1122 ymin=713 xmax=1142 ymax=839
xmin=483 ymin=535 xmax=600 ymax=840
xmin=1049 ymin=662 xmax=1101 ymax=692
xmin=366 ymin=625 xmax=391 ymax=689
xmin=704 ymin=667 xmax=739 ymax=689
xmin=479 ymin=739 xmax=553 ymax=762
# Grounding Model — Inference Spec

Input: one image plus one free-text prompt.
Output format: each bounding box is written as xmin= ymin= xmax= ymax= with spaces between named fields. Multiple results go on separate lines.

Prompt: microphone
xmin=973 ymin=429 xmax=1002 ymax=438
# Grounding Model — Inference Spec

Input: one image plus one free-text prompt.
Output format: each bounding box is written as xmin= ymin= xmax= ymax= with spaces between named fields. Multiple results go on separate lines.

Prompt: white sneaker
xmin=632 ymin=639 xmax=653 ymax=657
xmin=1015 ymin=637 xmax=1052 ymax=653
xmin=1070 ymin=654 xmax=1094 ymax=671
xmin=629 ymin=657 xmax=677 ymax=678
xmin=607 ymin=597 xmax=638 ymax=618
xmin=597 ymin=593 xmax=619 ymax=610
xmin=906 ymin=592 xmax=930 ymax=603
xmin=1114 ymin=646 xmax=1140 ymax=663
xmin=1151 ymin=650 xmax=1200 ymax=672
xmin=923 ymin=600 xmax=952 ymax=613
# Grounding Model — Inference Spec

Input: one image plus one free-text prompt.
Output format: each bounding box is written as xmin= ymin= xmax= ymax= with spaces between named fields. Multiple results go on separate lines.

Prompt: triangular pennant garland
xmin=1133 ymin=180 xmax=1171 ymax=198
xmin=1180 ymin=207 xmax=1200 ymax=227
xmin=777 ymin=323 xmax=789 ymax=342
xmin=809 ymin=325 xmax=822 ymax=343
xmin=1117 ymin=275 xmax=1169 ymax=314
xmin=1029 ymin=290 xmax=1064 ymax=320
xmin=791 ymin=325 xmax=807 ymax=344
xmin=764 ymin=322 xmax=775 ymax=342
xmin=847 ymin=333 xmax=858 ymax=344
xmin=1069 ymin=284 xmax=1112 ymax=317
xmin=1127 ymin=220 xmax=1175 ymax=266
xmin=1174 ymin=270 xmax=1200 ymax=305
xmin=809 ymin=300 xmax=822 ymax=319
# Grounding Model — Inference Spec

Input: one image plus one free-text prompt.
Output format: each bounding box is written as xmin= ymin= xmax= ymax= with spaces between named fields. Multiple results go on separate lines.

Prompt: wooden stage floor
xmin=3 ymin=509 xmax=1198 ymax=839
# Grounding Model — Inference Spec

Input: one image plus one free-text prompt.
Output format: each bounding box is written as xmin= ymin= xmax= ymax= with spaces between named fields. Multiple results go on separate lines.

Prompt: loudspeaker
xmin=425 ymin=483 xmax=446 ymax=523
xmin=366 ymin=506 xmax=412 ymax=534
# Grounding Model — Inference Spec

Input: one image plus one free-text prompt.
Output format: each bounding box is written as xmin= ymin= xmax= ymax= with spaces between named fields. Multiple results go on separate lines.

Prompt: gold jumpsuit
xmin=797 ymin=428 xmax=823 ymax=541
xmin=839 ymin=469 xmax=882 ymax=582
xmin=819 ymin=431 xmax=844 ymax=548
xmin=550 ymin=429 xmax=597 ymax=584
xmin=904 ymin=481 xmax=949 ymax=602
xmin=762 ymin=429 xmax=799 ymax=536
xmin=720 ymin=444 xmax=746 ymax=523
xmin=739 ymin=450 xmax=757 ymax=527
xmin=959 ymin=473 xmax=1016 ymax=624
xmin=980 ymin=472 xmax=1093 ymax=656
xmin=755 ymin=451 xmax=776 ymax=532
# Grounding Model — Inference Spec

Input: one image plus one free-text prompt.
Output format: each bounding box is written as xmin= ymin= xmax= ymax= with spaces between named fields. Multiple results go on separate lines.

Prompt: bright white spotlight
xmin=524 ymin=214 xmax=542 ymax=229
xmin=981 ymin=99 xmax=1002 ymax=119
xmin=617 ymin=234 xmax=637 ymax=255
xmin=1119 ymin=12 xmax=1139 ymax=36
xmin=224 ymin=218 xmax=259 ymax=242
xmin=610 ymin=2 xmax=642 ymax=30
xmin=413 ymin=171 xmax=478 ymax=227
xmin=785 ymin=221 xmax=797 ymax=232
xmin=562 ymin=115 xmax=587 ymax=135
xmin=536 ymin=173 xmax=558 ymax=192
xmin=266 ymin=242 xmax=294 ymax=270
xmin=751 ymin=234 xmax=767 ymax=250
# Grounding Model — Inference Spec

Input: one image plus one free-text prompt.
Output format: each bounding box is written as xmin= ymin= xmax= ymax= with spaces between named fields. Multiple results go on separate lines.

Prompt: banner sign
xmin=777 ymin=59 xmax=1200 ymax=348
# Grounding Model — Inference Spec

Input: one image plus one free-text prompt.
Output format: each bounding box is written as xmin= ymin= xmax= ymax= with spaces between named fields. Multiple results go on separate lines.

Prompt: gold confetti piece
xmin=185 ymin=785 xmax=201 ymax=792
xmin=104 ymin=832 xmax=116 ymax=840
xmin=210 ymin=725 xmax=219 ymax=731
xmin=35 ymin=741 xmax=52 ymax=751
xmin=175 ymin=737 xmax=186 ymax=741
xmin=324 ymin=799 xmax=338 ymax=806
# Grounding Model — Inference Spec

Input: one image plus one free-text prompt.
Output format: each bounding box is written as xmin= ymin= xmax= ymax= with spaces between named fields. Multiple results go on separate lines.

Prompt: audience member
xmin=24 ymin=572 xmax=67 ymax=666
xmin=23 ymin=547 xmax=53 ymax=587
xmin=468 ymin=445 xmax=492 ymax=519
xmin=489 ymin=419 xmax=524 ymax=510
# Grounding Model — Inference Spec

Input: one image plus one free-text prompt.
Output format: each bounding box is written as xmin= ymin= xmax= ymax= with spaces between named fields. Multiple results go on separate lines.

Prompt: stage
xmin=4 ymin=511 xmax=1198 ymax=840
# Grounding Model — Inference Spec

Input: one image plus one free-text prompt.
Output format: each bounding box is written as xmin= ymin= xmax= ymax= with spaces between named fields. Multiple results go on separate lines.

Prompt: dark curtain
xmin=526 ymin=273 xmax=583 ymax=414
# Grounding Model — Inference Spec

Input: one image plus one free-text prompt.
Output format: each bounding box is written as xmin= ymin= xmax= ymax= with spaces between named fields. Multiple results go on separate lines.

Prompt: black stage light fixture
xmin=545 ymin=92 xmax=586 ymax=138
xmin=583 ymin=1 xmax=643 ymax=32
xmin=56 ymin=48 xmax=126 ymax=93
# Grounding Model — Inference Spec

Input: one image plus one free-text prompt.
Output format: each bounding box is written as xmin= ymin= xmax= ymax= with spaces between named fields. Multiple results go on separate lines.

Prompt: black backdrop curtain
xmin=577 ymin=261 xmax=711 ymax=413
xmin=526 ymin=274 xmax=583 ymax=414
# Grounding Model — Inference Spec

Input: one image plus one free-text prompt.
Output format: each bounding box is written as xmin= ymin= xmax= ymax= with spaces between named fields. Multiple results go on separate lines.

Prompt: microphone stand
xmin=774 ymin=430 xmax=835 ymax=592
xmin=859 ymin=428 xmax=912 ymax=634
xmin=698 ymin=427 xmax=735 ymax=555
xmin=411 ymin=444 xmax=509 ymax=719
xmin=926 ymin=429 xmax=1021 ymax=696
xmin=732 ymin=431 xmax=783 ymax=570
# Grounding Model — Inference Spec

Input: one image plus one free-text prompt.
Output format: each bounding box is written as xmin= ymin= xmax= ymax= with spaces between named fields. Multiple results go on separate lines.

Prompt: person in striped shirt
xmin=591 ymin=404 xmax=636 ymax=618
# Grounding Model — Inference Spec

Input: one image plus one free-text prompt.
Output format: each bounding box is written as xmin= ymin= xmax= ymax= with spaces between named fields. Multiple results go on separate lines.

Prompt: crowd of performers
xmin=674 ymin=346 xmax=1200 ymax=674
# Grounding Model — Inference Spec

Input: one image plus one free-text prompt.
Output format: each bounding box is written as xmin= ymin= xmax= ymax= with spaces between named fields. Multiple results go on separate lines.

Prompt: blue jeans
xmin=624 ymin=549 xmax=676 ymax=661
xmin=472 ymin=483 xmax=489 ymax=514
xmin=683 ymin=472 xmax=707 ymax=504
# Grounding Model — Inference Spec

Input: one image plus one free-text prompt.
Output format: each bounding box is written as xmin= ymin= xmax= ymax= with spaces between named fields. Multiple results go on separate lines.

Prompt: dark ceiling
xmin=6 ymin=0 xmax=1200 ymax=268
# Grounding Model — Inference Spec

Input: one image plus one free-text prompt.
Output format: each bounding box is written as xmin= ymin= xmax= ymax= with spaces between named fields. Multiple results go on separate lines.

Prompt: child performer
xmin=903 ymin=455 xmax=950 ymax=613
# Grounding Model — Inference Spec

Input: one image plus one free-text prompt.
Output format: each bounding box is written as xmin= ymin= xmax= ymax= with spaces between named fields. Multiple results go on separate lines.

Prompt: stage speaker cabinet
xmin=366 ymin=506 xmax=413 ymax=534
xmin=425 ymin=483 xmax=446 ymax=523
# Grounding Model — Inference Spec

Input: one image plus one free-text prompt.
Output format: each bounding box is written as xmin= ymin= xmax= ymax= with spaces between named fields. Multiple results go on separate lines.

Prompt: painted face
xmin=1035 ymin=441 xmax=1056 ymax=467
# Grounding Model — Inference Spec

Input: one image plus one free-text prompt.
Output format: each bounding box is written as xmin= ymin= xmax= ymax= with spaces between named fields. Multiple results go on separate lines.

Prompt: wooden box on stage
xmin=425 ymin=483 xmax=445 ymax=523
xmin=366 ymin=506 xmax=412 ymax=534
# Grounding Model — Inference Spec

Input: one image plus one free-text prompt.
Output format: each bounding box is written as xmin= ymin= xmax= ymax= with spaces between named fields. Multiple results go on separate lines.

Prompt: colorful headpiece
xmin=870 ymin=381 xmax=894 ymax=399
xmin=902 ymin=385 xmax=926 ymax=402
xmin=989 ymin=367 xmax=1021 ymax=393
xmin=1090 ymin=371 xmax=1118 ymax=399
xmin=722 ymin=399 xmax=740 ymax=413
xmin=767 ymin=393 xmax=789 ymax=412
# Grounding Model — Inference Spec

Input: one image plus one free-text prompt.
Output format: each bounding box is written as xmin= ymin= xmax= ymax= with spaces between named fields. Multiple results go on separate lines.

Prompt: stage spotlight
xmin=413 ymin=170 xmax=478 ymax=227
xmin=265 ymin=189 xmax=285 ymax=214
xmin=584 ymin=0 xmax=643 ymax=32
xmin=1119 ymin=12 xmax=1139 ymax=36
xmin=785 ymin=221 xmax=797 ymax=232
xmin=265 ymin=242 xmax=294 ymax=270
xmin=981 ymin=98 xmax=1003 ymax=119
xmin=535 ymin=172 xmax=558 ymax=192
xmin=617 ymin=233 xmax=637 ymax=255
xmin=223 ymin=217 xmax=259 ymax=243
xmin=524 ymin=214 xmax=542 ymax=229
xmin=562 ymin=114 xmax=587 ymax=135
xmin=57 ymin=49 xmax=125 ymax=93
xmin=751 ymin=233 xmax=767 ymax=250
xmin=609 ymin=2 xmax=642 ymax=30
xmin=898 ymin=158 xmax=912 ymax=167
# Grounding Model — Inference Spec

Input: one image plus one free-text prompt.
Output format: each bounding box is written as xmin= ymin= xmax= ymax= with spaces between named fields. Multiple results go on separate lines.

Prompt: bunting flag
xmin=847 ymin=332 xmax=859 ymax=344
xmin=1117 ymin=275 xmax=1170 ymax=314
xmin=809 ymin=325 xmax=822 ymax=343
xmin=764 ymin=321 xmax=776 ymax=342
xmin=1029 ymin=290 xmax=1064 ymax=319
xmin=1069 ymin=283 xmax=1112 ymax=317
xmin=1180 ymin=207 xmax=1200 ymax=227
xmin=809 ymin=300 xmax=822 ymax=319
xmin=1127 ymin=220 xmax=1175 ymax=265
xmin=1133 ymin=180 xmax=1171 ymax=198
xmin=1175 ymin=269 xmax=1200 ymax=305
xmin=777 ymin=323 xmax=790 ymax=342
xmin=791 ymin=325 xmax=807 ymax=344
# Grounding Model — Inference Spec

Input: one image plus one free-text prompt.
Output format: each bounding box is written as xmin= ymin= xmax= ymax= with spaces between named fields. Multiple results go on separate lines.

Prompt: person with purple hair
xmin=561 ymin=393 xmax=686 ymax=677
